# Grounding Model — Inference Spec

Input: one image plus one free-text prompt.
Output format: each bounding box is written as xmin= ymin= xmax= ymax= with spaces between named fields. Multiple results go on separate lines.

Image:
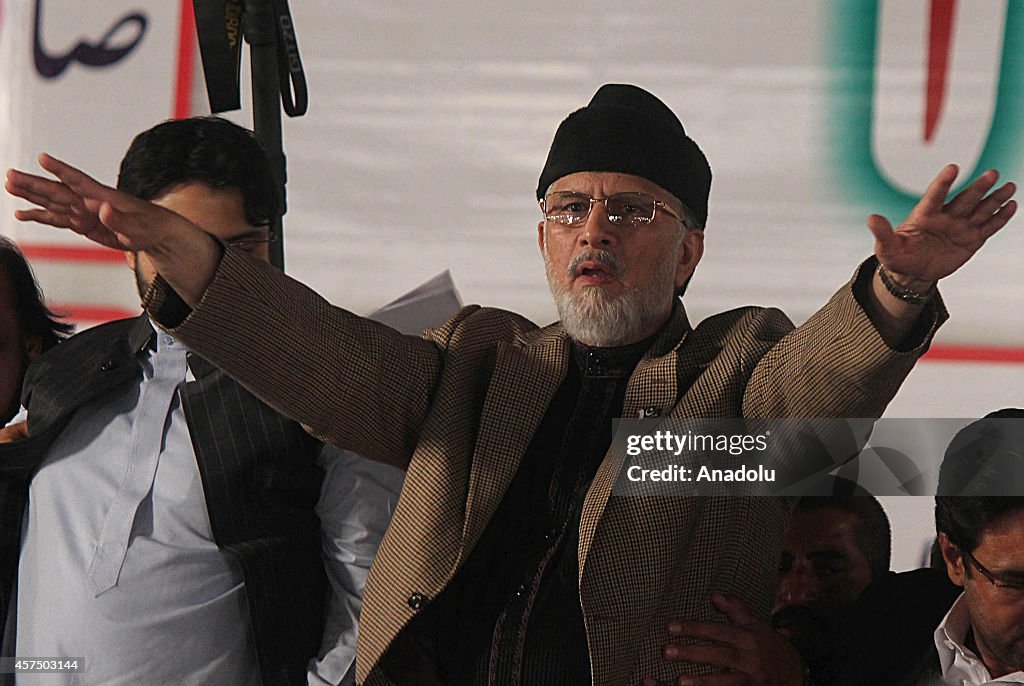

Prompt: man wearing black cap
xmin=5 ymin=84 xmax=1016 ymax=685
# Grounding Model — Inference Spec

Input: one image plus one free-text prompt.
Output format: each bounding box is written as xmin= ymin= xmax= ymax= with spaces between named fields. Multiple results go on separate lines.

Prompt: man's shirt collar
xmin=934 ymin=593 xmax=1024 ymax=684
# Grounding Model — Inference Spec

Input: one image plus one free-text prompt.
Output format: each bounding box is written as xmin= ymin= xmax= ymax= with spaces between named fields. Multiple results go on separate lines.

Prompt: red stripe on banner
xmin=19 ymin=244 xmax=125 ymax=264
xmin=57 ymin=305 xmax=139 ymax=323
xmin=174 ymin=0 xmax=197 ymax=119
xmin=924 ymin=0 xmax=956 ymax=142
xmin=924 ymin=344 xmax=1024 ymax=364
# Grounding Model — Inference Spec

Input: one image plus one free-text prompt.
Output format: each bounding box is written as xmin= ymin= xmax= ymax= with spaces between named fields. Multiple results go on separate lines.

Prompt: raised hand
xmin=5 ymin=153 xmax=206 ymax=254
xmin=867 ymin=165 xmax=1016 ymax=284
xmin=6 ymin=154 xmax=220 ymax=306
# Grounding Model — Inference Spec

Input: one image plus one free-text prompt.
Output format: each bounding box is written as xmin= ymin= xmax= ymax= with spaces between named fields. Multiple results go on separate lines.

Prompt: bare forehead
xmin=975 ymin=508 xmax=1024 ymax=561
xmin=547 ymin=172 xmax=678 ymax=202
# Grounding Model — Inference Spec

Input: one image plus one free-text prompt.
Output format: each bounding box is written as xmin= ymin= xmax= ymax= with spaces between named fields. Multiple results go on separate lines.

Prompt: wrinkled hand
xmin=867 ymin=165 xmax=1016 ymax=284
xmin=0 ymin=421 xmax=29 ymax=443
xmin=643 ymin=593 xmax=806 ymax=686
xmin=5 ymin=153 xmax=202 ymax=253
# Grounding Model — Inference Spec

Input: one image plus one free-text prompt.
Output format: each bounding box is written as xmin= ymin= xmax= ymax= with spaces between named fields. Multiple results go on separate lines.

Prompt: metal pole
xmin=242 ymin=0 xmax=286 ymax=271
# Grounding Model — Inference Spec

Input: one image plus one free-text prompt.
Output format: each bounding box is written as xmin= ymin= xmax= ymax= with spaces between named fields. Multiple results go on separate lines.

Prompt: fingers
xmin=865 ymin=213 xmax=902 ymax=265
xmin=14 ymin=207 xmax=125 ymax=251
xmin=710 ymin=593 xmax=759 ymax=629
xmin=35 ymin=153 xmax=121 ymax=206
xmin=865 ymin=214 xmax=894 ymax=244
xmin=918 ymin=163 xmax=959 ymax=213
xmin=933 ymin=169 xmax=1016 ymax=235
xmin=13 ymin=208 xmax=78 ymax=230
xmin=96 ymin=198 xmax=169 ymax=249
xmin=5 ymin=169 xmax=81 ymax=212
xmin=973 ymin=181 xmax=1015 ymax=217
xmin=944 ymin=169 xmax=999 ymax=217
xmin=978 ymin=198 xmax=1017 ymax=239
xmin=668 ymin=620 xmax=749 ymax=649
xmin=0 ymin=422 xmax=29 ymax=443
xmin=971 ymin=181 xmax=1017 ymax=239
xmin=940 ymin=171 xmax=1016 ymax=242
xmin=665 ymin=642 xmax=740 ymax=670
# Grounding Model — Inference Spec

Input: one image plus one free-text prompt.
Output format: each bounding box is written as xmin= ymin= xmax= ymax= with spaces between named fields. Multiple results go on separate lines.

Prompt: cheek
xmin=984 ymin=596 xmax=1024 ymax=628
xmin=964 ymin=585 xmax=1024 ymax=634
xmin=542 ymin=237 xmax=573 ymax=271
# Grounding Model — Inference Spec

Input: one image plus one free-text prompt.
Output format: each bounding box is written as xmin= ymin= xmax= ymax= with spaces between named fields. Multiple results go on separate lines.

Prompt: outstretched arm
xmin=865 ymin=165 xmax=1016 ymax=345
xmin=6 ymin=153 xmax=446 ymax=467
xmin=5 ymin=154 xmax=220 ymax=306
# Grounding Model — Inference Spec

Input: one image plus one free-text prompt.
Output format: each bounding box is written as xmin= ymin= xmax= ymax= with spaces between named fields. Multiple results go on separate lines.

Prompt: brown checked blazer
xmin=147 ymin=250 xmax=945 ymax=686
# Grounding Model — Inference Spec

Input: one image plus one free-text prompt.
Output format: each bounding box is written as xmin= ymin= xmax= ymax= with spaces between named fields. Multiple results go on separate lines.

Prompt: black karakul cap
xmin=537 ymin=84 xmax=712 ymax=227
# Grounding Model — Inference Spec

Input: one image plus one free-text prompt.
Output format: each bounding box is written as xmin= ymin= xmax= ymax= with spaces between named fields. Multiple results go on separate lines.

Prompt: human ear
xmin=937 ymin=532 xmax=967 ymax=587
xmin=674 ymin=229 xmax=704 ymax=291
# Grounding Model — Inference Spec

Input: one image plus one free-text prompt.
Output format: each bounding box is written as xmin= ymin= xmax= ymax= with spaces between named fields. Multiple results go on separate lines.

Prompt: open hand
xmin=5 ymin=153 xmax=203 ymax=254
xmin=867 ymin=165 xmax=1016 ymax=283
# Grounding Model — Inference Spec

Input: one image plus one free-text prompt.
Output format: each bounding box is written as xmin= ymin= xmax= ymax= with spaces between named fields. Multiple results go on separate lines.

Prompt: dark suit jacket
xmin=0 ymin=315 xmax=327 ymax=686
xmin=832 ymin=568 xmax=961 ymax=686
xmin=146 ymin=251 xmax=945 ymax=686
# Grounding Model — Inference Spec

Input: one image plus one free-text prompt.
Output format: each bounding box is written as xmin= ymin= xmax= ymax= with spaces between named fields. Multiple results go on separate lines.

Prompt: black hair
xmin=116 ymin=116 xmax=277 ymax=226
xmin=0 ymin=236 xmax=74 ymax=349
xmin=795 ymin=495 xmax=892 ymax=580
xmin=935 ymin=410 xmax=1024 ymax=553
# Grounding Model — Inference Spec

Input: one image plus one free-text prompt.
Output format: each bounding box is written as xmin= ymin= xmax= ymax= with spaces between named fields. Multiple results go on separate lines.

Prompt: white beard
xmin=544 ymin=245 xmax=679 ymax=347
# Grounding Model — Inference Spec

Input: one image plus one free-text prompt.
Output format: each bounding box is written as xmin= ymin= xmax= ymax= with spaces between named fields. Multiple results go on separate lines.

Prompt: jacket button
xmin=407 ymin=592 xmax=427 ymax=610
xmin=100 ymin=360 xmax=117 ymax=372
xmin=640 ymin=406 xmax=660 ymax=418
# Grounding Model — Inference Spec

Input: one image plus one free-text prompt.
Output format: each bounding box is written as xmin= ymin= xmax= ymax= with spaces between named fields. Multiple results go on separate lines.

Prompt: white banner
xmin=3 ymin=1 xmax=1023 ymax=353
xmin=0 ymin=0 xmax=187 ymax=323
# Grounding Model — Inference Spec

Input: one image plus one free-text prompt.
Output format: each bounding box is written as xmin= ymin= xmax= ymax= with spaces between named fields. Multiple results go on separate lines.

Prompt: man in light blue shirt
xmin=1 ymin=117 xmax=403 ymax=685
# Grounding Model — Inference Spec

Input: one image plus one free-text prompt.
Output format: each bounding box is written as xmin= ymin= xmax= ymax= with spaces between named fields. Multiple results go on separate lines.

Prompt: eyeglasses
xmin=225 ymin=228 xmax=277 ymax=253
xmin=964 ymin=550 xmax=1024 ymax=594
xmin=541 ymin=191 xmax=682 ymax=227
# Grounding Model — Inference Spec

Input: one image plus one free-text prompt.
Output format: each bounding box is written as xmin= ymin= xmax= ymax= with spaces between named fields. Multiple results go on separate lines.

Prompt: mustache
xmin=566 ymin=250 xmax=626 ymax=279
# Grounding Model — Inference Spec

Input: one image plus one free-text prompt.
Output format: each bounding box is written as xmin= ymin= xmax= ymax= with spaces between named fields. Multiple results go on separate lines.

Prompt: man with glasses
xmin=4 ymin=84 xmax=1017 ymax=684
xmin=927 ymin=412 xmax=1024 ymax=685
xmin=0 ymin=117 xmax=403 ymax=686
xmin=835 ymin=412 xmax=1024 ymax=686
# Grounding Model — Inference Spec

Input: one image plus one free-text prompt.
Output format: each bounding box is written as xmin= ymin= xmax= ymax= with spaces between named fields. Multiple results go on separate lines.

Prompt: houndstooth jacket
xmin=147 ymin=249 xmax=945 ymax=686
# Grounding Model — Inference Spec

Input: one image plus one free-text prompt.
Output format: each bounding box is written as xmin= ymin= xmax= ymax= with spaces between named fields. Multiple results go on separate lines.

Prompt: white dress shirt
xmin=931 ymin=594 xmax=1024 ymax=685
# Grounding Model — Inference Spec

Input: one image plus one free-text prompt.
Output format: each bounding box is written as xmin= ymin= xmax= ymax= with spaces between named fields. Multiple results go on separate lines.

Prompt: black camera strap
xmin=192 ymin=0 xmax=307 ymax=116
xmin=269 ymin=0 xmax=307 ymax=116
xmin=193 ymin=0 xmax=244 ymax=113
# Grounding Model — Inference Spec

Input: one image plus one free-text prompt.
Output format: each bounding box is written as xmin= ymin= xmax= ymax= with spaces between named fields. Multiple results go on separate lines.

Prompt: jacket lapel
xmin=459 ymin=326 xmax=570 ymax=560
xmin=25 ymin=316 xmax=152 ymax=438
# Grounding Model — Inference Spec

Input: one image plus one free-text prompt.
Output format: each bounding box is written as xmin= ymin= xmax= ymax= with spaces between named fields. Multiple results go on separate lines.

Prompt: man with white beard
xmin=5 ymin=83 xmax=1017 ymax=686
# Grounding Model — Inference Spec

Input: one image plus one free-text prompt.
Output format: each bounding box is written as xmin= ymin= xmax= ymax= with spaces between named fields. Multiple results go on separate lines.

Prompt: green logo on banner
xmin=826 ymin=0 xmax=1024 ymax=218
